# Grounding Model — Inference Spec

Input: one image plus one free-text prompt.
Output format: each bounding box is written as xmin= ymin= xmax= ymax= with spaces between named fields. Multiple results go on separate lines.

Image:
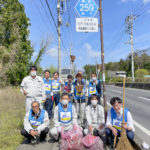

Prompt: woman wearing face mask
xmin=20 ymin=66 xmax=46 ymax=112
xmin=50 ymin=93 xmax=78 ymax=141
xmin=84 ymin=94 xmax=105 ymax=136
xmin=87 ymin=73 xmax=102 ymax=105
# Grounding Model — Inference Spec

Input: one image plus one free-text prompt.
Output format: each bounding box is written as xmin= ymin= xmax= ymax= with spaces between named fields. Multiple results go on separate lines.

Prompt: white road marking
xmin=133 ymin=121 xmax=150 ymax=137
xmin=138 ymin=97 xmax=150 ymax=101
xmin=111 ymin=90 xmax=122 ymax=93
xmin=101 ymin=98 xmax=150 ymax=137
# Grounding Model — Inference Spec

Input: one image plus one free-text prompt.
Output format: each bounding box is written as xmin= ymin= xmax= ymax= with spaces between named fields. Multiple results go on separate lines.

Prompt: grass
xmin=0 ymin=87 xmax=25 ymax=150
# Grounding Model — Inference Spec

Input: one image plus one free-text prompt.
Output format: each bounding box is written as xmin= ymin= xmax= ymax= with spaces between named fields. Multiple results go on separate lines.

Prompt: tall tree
xmin=0 ymin=0 xmax=33 ymax=85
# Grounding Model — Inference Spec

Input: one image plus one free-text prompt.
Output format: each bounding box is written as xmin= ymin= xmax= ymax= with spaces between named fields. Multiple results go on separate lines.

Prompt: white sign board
xmin=76 ymin=18 xmax=98 ymax=32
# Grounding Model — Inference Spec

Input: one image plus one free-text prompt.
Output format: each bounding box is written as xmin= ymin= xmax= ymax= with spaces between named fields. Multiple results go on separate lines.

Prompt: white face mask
xmin=92 ymin=77 xmax=97 ymax=81
xmin=62 ymin=99 xmax=69 ymax=105
xmin=91 ymin=100 xmax=98 ymax=106
xmin=31 ymin=71 xmax=37 ymax=77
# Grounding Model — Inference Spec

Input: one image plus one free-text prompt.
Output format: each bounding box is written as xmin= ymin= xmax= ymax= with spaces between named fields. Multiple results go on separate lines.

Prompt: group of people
xmin=20 ymin=66 xmax=135 ymax=148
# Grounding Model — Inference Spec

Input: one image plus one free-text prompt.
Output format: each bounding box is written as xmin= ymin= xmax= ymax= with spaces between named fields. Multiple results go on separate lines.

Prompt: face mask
xmin=31 ymin=71 xmax=37 ymax=77
xmin=91 ymin=100 xmax=98 ymax=106
xmin=92 ymin=77 xmax=97 ymax=81
xmin=62 ymin=99 xmax=68 ymax=105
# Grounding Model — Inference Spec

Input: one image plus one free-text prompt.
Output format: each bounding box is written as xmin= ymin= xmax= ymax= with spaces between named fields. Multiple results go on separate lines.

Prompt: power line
xmin=44 ymin=0 xmax=69 ymax=58
xmin=45 ymin=0 xmax=58 ymax=31
xmin=39 ymin=0 xmax=58 ymax=43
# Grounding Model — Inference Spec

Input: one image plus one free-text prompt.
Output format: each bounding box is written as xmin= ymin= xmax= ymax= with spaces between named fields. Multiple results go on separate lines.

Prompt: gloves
xmin=57 ymin=126 xmax=62 ymax=133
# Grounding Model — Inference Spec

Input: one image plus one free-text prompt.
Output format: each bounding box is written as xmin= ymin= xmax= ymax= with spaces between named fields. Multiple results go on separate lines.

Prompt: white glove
xmin=50 ymin=92 xmax=53 ymax=96
xmin=57 ymin=126 xmax=62 ymax=133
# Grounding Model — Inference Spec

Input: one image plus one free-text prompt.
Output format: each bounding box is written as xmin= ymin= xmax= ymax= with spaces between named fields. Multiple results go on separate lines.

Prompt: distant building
xmin=107 ymin=70 xmax=126 ymax=78
xmin=115 ymin=71 xmax=126 ymax=77
xmin=61 ymin=69 xmax=71 ymax=82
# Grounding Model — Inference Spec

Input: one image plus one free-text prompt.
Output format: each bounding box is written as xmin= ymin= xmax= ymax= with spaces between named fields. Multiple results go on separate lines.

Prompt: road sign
xmin=76 ymin=18 xmax=98 ymax=32
xmin=75 ymin=0 xmax=98 ymax=18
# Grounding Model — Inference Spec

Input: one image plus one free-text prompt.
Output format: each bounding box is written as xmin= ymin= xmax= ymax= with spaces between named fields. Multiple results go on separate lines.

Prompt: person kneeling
xmin=21 ymin=101 xmax=49 ymax=144
xmin=50 ymin=92 xmax=78 ymax=141
xmin=106 ymin=97 xmax=135 ymax=148
xmin=84 ymin=94 xmax=105 ymax=136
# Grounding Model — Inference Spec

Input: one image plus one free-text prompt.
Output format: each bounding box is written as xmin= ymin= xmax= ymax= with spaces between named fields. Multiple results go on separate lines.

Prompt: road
xmin=105 ymin=85 xmax=150 ymax=146
xmin=17 ymin=85 xmax=150 ymax=150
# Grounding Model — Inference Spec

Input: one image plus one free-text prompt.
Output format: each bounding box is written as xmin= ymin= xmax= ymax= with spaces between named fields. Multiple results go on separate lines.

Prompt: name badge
xmin=113 ymin=119 xmax=122 ymax=131
xmin=60 ymin=112 xmax=71 ymax=122
xmin=89 ymin=87 xmax=96 ymax=94
xmin=30 ymin=120 xmax=41 ymax=128
xmin=45 ymin=84 xmax=51 ymax=91
xmin=52 ymin=82 xmax=59 ymax=89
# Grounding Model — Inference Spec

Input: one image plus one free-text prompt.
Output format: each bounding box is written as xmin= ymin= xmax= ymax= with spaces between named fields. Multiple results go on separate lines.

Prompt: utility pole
xmin=57 ymin=0 xmax=62 ymax=77
xmin=125 ymin=13 xmax=136 ymax=82
xmin=99 ymin=0 xmax=107 ymax=122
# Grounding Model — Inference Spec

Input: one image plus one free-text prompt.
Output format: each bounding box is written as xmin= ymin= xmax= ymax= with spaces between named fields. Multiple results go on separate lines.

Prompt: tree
xmin=135 ymin=69 xmax=149 ymax=78
xmin=0 ymin=0 xmax=33 ymax=85
xmin=83 ymin=64 xmax=96 ymax=79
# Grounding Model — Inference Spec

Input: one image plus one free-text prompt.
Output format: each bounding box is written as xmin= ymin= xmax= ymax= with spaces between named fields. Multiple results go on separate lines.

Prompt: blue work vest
xmin=58 ymin=102 xmax=72 ymax=124
xmin=111 ymin=108 xmax=128 ymax=131
xmin=74 ymin=81 xmax=85 ymax=100
xmin=88 ymin=82 xmax=98 ymax=97
xmin=43 ymin=78 xmax=51 ymax=94
xmin=51 ymin=79 xmax=60 ymax=91
xmin=29 ymin=109 xmax=45 ymax=129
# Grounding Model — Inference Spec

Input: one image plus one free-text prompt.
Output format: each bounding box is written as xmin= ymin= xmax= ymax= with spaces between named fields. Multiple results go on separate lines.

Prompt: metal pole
xmin=99 ymin=0 xmax=107 ymax=122
xmin=57 ymin=0 xmax=61 ymax=77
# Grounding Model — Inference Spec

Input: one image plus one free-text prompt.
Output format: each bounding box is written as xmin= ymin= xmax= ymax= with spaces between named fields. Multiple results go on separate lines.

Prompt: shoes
xmin=40 ymin=139 xmax=46 ymax=143
xmin=23 ymin=138 xmax=31 ymax=144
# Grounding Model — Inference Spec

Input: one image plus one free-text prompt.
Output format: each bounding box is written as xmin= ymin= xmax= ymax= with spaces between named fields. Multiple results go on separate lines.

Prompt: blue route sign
xmin=75 ymin=0 xmax=98 ymax=18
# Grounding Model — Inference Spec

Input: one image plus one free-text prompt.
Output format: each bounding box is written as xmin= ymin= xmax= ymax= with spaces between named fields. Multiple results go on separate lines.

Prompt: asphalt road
xmin=105 ymin=85 xmax=150 ymax=146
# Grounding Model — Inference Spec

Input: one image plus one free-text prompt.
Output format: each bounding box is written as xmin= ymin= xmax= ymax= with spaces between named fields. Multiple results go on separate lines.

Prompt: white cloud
xmin=46 ymin=46 xmax=58 ymax=57
xmin=46 ymin=46 xmax=68 ymax=58
xmin=32 ymin=51 xmax=38 ymax=58
xmin=143 ymin=0 xmax=150 ymax=4
xmin=83 ymin=43 xmax=101 ymax=58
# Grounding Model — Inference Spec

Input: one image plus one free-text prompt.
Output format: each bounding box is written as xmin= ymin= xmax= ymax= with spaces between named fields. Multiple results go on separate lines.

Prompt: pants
xmin=53 ymin=93 xmax=60 ymax=106
xmin=106 ymin=128 xmax=134 ymax=146
xmin=75 ymin=99 xmax=86 ymax=125
xmin=21 ymin=127 xmax=49 ymax=140
xmin=44 ymin=97 xmax=53 ymax=118
xmin=87 ymin=94 xmax=101 ymax=105
xmin=26 ymin=97 xmax=43 ymax=112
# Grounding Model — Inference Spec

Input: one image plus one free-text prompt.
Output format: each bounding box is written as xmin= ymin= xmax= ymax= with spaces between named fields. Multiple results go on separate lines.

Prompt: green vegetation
xmin=0 ymin=0 xmax=33 ymax=86
xmin=83 ymin=53 xmax=150 ymax=82
xmin=0 ymin=87 xmax=25 ymax=150
xmin=135 ymin=69 xmax=149 ymax=77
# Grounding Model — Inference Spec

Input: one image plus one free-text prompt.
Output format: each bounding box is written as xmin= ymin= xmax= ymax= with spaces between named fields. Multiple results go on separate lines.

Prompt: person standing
xmin=20 ymin=66 xmax=46 ymax=112
xmin=64 ymin=75 xmax=74 ymax=103
xmin=43 ymin=70 xmax=53 ymax=119
xmin=74 ymin=73 xmax=86 ymax=126
xmin=88 ymin=73 xmax=101 ymax=105
xmin=51 ymin=72 xmax=63 ymax=106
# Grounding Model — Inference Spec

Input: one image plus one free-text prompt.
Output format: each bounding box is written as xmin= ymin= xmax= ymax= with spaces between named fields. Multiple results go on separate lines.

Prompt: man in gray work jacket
xmin=20 ymin=66 xmax=46 ymax=112
xmin=21 ymin=101 xmax=49 ymax=143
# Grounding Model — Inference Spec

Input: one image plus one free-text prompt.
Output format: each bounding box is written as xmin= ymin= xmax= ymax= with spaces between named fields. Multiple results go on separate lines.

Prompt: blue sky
xmin=19 ymin=0 xmax=150 ymax=70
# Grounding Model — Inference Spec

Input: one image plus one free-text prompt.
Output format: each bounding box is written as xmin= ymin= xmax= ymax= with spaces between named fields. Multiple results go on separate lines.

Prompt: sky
xmin=19 ymin=0 xmax=150 ymax=71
